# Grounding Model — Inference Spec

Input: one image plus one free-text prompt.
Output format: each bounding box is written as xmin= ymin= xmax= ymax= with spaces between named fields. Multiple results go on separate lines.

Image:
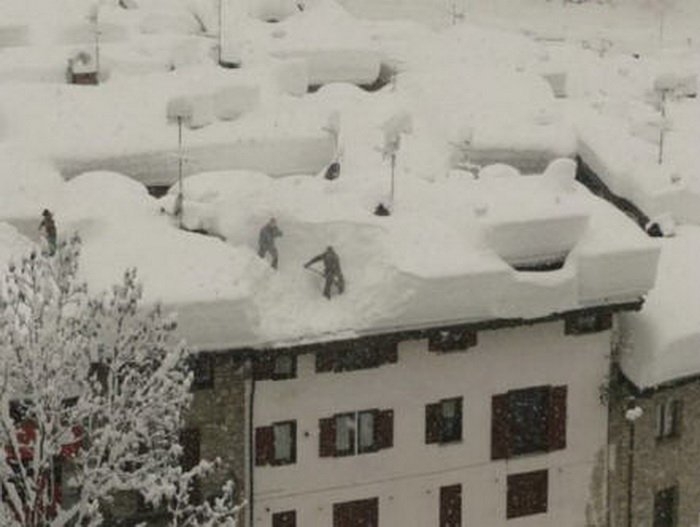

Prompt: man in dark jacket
xmin=39 ymin=209 xmax=57 ymax=256
xmin=304 ymin=246 xmax=345 ymax=299
xmin=258 ymin=218 xmax=283 ymax=269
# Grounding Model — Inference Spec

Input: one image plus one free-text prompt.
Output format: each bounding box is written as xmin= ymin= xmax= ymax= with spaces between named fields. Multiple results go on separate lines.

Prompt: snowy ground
xmin=4 ymin=0 xmax=700 ymax=367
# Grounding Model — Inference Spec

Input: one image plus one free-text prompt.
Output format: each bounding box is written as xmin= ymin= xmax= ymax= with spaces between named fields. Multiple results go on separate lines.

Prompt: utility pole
xmin=625 ymin=399 xmax=643 ymax=527
xmin=658 ymin=89 xmax=667 ymax=165
xmin=176 ymin=116 xmax=184 ymax=229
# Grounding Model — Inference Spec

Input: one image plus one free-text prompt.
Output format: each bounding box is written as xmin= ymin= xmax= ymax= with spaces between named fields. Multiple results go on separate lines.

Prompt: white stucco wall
xmin=251 ymin=321 xmax=610 ymax=527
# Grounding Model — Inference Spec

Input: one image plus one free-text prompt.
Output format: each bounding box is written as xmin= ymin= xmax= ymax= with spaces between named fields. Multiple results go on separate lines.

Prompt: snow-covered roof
xmin=620 ymin=226 xmax=700 ymax=389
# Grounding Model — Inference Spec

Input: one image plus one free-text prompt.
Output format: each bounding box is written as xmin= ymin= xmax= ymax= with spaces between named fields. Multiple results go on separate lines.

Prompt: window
xmin=426 ymin=397 xmax=463 ymax=444
xmin=319 ymin=409 xmax=393 ymax=458
xmin=316 ymin=340 xmax=398 ymax=373
xmin=654 ymin=486 xmax=678 ymax=527
xmin=190 ymin=354 xmax=214 ymax=390
xmin=507 ymin=470 xmax=548 ymax=519
xmin=429 ymin=329 xmax=477 ymax=352
xmin=272 ymin=510 xmax=296 ymax=527
xmin=491 ymin=385 xmax=567 ymax=460
xmin=254 ymin=352 xmax=297 ymax=381
xmin=333 ymin=497 xmax=378 ymax=527
xmin=440 ymin=484 xmax=462 ymax=527
xmin=565 ymin=311 xmax=612 ymax=335
xmin=656 ymin=399 xmax=682 ymax=440
xmin=256 ymin=421 xmax=296 ymax=466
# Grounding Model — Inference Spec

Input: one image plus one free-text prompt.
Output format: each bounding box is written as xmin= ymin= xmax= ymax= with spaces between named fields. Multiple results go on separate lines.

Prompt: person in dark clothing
xmin=258 ymin=218 xmax=283 ymax=269
xmin=39 ymin=209 xmax=57 ymax=256
xmin=304 ymin=246 xmax=345 ymax=299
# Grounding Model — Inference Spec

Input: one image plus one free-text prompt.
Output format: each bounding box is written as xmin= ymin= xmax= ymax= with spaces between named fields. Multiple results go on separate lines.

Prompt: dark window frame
xmin=507 ymin=470 xmax=548 ymax=519
xmin=320 ymin=409 xmax=393 ymax=458
xmin=440 ymin=484 xmax=462 ymax=527
xmin=428 ymin=329 xmax=477 ymax=353
xmin=653 ymin=485 xmax=678 ymax=527
xmin=426 ymin=397 xmax=463 ymax=445
xmin=315 ymin=340 xmax=398 ymax=374
xmin=254 ymin=352 xmax=297 ymax=381
xmin=491 ymin=385 xmax=567 ymax=460
xmin=333 ymin=497 xmax=379 ymax=527
xmin=564 ymin=312 xmax=613 ymax=335
xmin=656 ymin=399 xmax=682 ymax=441
xmin=255 ymin=420 xmax=297 ymax=467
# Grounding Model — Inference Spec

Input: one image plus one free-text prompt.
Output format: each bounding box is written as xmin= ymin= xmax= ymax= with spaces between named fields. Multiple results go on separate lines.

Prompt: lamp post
xmin=625 ymin=399 xmax=643 ymax=527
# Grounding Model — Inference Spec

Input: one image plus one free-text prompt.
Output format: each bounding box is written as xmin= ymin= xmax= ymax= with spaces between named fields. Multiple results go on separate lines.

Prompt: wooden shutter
xmin=440 ymin=484 xmax=462 ymax=527
xmin=319 ymin=417 xmax=336 ymax=457
xmin=548 ymin=385 xmax=567 ymax=451
xmin=425 ymin=403 xmax=442 ymax=444
xmin=180 ymin=428 xmax=201 ymax=471
xmin=491 ymin=393 xmax=510 ymax=460
xmin=375 ymin=409 xmax=394 ymax=449
xmin=316 ymin=351 xmax=335 ymax=373
xmin=255 ymin=426 xmax=274 ymax=466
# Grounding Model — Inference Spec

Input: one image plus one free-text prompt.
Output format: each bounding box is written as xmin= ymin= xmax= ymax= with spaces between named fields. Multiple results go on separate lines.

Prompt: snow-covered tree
xmin=0 ymin=235 xmax=239 ymax=527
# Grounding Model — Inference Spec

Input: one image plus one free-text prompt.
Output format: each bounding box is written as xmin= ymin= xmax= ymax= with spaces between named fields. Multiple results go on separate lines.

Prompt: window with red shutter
xmin=491 ymin=393 xmax=510 ymax=460
xmin=440 ymin=484 xmax=462 ymax=527
xmin=425 ymin=403 xmax=442 ymax=444
xmin=375 ymin=410 xmax=394 ymax=450
xmin=319 ymin=417 xmax=336 ymax=457
xmin=548 ymin=386 xmax=567 ymax=451
xmin=272 ymin=510 xmax=296 ymax=527
xmin=255 ymin=426 xmax=274 ymax=466
xmin=429 ymin=329 xmax=477 ymax=352
xmin=507 ymin=470 xmax=548 ymax=519
xmin=333 ymin=498 xmax=378 ymax=527
xmin=426 ymin=398 xmax=463 ymax=444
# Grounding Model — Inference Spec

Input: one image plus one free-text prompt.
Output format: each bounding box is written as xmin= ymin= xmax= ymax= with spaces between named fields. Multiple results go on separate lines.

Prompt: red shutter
xmin=319 ymin=417 xmax=336 ymax=457
xmin=255 ymin=426 xmax=274 ymax=466
xmin=375 ymin=409 xmax=394 ymax=449
xmin=440 ymin=484 xmax=462 ymax=527
xmin=548 ymin=385 xmax=567 ymax=451
xmin=425 ymin=403 xmax=442 ymax=444
xmin=316 ymin=351 xmax=335 ymax=373
xmin=491 ymin=393 xmax=510 ymax=460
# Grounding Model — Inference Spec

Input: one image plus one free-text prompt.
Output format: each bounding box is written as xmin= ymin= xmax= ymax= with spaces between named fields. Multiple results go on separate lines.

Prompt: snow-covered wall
xmin=253 ymin=321 xmax=610 ymax=527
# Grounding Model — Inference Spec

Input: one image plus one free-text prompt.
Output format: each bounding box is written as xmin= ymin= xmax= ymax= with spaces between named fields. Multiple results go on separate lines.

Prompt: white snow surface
xmin=621 ymin=226 xmax=700 ymax=389
xmin=0 ymin=0 xmax=681 ymax=351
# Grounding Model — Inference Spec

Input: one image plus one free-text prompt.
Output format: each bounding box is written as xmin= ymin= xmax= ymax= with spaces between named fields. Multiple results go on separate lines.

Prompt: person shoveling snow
xmin=258 ymin=217 xmax=283 ymax=269
xmin=304 ymin=246 xmax=345 ymax=299
xmin=39 ymin=209 xmax=57 ymax=256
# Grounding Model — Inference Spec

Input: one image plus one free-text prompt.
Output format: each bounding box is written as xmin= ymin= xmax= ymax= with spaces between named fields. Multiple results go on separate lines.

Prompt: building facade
xmin=608 ymin=370 xmax=700 ymax=527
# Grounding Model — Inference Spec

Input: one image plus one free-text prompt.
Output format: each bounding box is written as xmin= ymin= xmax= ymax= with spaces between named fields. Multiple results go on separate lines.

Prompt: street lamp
xmin=625 ymin=398 xmax=643 ymax=527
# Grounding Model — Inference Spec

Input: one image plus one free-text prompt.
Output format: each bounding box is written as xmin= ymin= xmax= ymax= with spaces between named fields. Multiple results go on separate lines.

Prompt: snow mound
xmin=621 ymin=226 xmax=700 ymax=388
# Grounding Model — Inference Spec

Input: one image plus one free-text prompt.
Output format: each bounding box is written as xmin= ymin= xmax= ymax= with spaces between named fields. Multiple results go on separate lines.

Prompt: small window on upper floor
xmin=272 ymin=510 xmax=296 ymax=527
xmin=256 ymin=420 xmax=297 ymax=466
xmin=315 ymin=340 xmax=398 ymax=374
xmin=428 ymin=329 xmax=477 ymax=353
xmin=656 ymin=399 xmax=682 ymax=440
xmin=565 ymin=311 xmax=612 ymax=335
xmin=254 ymin=352 xmax=297 ymax=381
xmin=426 ymin=397 xmax=463 ymax=445
xmin=319 ymin=409 xmax=393 ymax=458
